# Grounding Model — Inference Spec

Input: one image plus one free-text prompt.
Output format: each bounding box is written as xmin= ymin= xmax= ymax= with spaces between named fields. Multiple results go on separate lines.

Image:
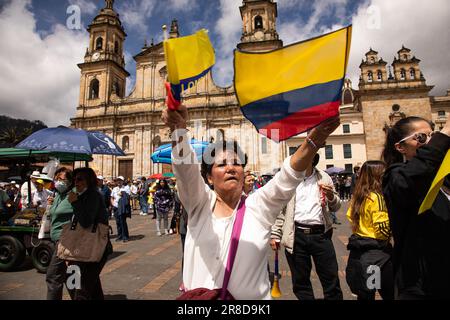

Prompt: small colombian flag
xmin=419 ymin=150 xmax=450 ymax=214
xmin=163 ymin=29 xmax=215 ymax=109
xmin=234 ymin=25 xmax=352 ymax=142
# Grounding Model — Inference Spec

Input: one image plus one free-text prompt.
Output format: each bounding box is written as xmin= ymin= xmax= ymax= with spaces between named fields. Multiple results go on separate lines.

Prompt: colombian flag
xmin=164 ymin=29 xmax=215 ymax=108
xmin=234 ymin=26 xmax=352 ymax=142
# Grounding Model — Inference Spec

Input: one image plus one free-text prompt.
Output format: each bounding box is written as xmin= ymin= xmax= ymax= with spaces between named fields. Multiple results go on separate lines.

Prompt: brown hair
xmin=72 ymin=167 xmax=98 ymax=190
xmin=349 ymin=160 xmax=386 ymax=233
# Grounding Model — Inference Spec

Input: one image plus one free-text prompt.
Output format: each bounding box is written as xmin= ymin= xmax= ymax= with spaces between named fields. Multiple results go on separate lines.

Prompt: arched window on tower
xmin=254 ymin=15 xmax=263 ymax=30
xmin=114 ymin=41 xmax=119 ymax=54
xmin=89 ymin=79 xmax=99 ymax=99
xmin=216 ymin=129 xmax=225 ymax=141
xmin=367 ymin=71 xmax=373 ymax=82
xmin=342 ymin=89 xmax=353 ymax=105
xmin=409 ymin=68 xmax=415 ymax=80
xmin=400 ymin=69 xmax=406 ymax=80
xmin=113 ymin=82 xmax=121 ymax=97
xmin=377 ymin=70 xmax=383 ymax=81
xmin=122 ymin=136 xmax=129 ymax=152
xmin=95 ymin=37 xmax=103 ymax=50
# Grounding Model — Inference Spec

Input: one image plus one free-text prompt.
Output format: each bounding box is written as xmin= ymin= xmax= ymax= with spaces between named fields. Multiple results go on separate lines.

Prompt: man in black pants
xmin=271 ymin=154 xmax=343 ymax=300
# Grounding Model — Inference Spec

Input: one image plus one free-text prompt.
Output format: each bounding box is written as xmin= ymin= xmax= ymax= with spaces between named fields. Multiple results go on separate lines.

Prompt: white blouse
xmin=172 ymin=136 xmax=305 ymax=299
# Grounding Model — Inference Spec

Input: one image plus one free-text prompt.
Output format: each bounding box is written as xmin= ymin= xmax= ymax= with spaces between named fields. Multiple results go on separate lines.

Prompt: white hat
xmin=39 ymin=174 xmax=53 ymax=182
xmin=97 ymin=175 xmax=104 ymax=180
xmin=31 ymin=171 xmax=41 ymax=178
xmin=117 ymin=176 xmax=125 ymax=181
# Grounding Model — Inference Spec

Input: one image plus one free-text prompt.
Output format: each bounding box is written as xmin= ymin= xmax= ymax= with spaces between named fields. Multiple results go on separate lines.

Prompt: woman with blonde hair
xmin=346 ymin=160 xmax=393 ymax=300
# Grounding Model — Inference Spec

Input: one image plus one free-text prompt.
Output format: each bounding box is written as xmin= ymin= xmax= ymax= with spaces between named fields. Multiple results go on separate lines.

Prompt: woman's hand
xmin=47 ymin=196 xmax=54 ymax=206
xmin=308 ymin=116 xmax=341 ymax=147
xmin=68 ymin=191 xmax=78 ymax=204
xmin=290 ymin=116 xmax=340 ymax=172
xmin=161 ymin=104 xmax=188 ymax=131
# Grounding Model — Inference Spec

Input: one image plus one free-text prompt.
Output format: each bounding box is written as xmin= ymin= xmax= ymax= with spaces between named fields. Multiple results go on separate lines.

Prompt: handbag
xmin=57 ymin=214 xmax=109 ymax=263
xmin=176 ymin=196 xmax=246 ymax=300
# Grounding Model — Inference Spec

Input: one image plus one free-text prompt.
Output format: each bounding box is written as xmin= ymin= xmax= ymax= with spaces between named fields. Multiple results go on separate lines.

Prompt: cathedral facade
xmin=71 ymin=0 xmax=450 ymax=180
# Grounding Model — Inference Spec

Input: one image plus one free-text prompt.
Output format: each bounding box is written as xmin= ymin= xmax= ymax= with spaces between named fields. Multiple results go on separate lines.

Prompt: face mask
xmin=55 ymin=181 xmax=69 ymax=194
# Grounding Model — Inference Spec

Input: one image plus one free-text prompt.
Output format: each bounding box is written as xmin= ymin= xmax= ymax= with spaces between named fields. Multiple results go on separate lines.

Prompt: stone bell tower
xmin=237 ymin=0 xmax=283 ymax=52
xmin=77 ymin=0 xmax=129 ymax=113
xmin=358 ymin=46 xmax=433 ymax=160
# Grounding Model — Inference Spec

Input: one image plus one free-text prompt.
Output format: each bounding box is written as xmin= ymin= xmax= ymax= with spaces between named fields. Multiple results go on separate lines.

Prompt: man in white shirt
xmin=20 ymin=170 xmax=40 ymax=208
xmin=32 ymin=179 xmax=49 ymax=210
xmin=111 ymin=176 xmax=131 ymax=242
xmin=271 ymin=154 xmax=343 ymax=300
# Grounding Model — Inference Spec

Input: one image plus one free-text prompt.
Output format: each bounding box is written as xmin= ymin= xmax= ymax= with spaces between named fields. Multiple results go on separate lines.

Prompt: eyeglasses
xmin=397 ymin=132 xmax=434 ymax=144
xmin=75 ymin=176 xmax=86 ymax=182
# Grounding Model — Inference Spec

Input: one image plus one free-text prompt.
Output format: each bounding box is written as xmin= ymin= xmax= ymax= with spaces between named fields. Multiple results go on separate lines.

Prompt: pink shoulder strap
xmin=220 ymin=196 xmax=246 ymax=300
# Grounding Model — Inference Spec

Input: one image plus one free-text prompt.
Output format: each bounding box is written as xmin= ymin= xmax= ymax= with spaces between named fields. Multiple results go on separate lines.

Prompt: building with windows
xmin=71 ymin=0 xmax=450 ymax=179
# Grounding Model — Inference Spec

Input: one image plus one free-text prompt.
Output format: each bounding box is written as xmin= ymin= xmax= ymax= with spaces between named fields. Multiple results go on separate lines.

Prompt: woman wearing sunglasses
xmin=382 ymin=115 xmax=450 ymax=299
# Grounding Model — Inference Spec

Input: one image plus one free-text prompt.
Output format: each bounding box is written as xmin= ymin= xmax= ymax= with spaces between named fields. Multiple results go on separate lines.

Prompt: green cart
xmin=0 ymin=224 xmax=54 ymax=273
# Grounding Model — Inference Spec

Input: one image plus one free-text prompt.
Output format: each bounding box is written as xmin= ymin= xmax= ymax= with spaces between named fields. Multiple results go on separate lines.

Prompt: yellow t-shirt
xmin=347 ymin=192 xmax=391 ymax=241
xmin=147 ymin=183 xmax=157 ymax=204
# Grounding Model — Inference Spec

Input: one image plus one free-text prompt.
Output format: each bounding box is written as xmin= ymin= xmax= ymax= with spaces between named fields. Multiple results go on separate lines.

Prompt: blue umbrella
xmin=325 ymin=166 xmax=344 ymax=175
xmin=151 ymin=139 xmax=209 ymax=164
xmin=15 ymin=126 xmax=125 ymax=156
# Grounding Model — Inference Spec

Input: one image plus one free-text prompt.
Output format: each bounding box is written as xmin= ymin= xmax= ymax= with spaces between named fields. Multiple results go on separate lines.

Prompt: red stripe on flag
xmin=260 ymin=101 xmax=340 ymax=142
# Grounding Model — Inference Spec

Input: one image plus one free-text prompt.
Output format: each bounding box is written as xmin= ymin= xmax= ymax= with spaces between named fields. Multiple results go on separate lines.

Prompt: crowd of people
xmin=1 ymin=108 xmax=449 ymax=301
xmin=163 ymin=104 xmax=450 ymax=300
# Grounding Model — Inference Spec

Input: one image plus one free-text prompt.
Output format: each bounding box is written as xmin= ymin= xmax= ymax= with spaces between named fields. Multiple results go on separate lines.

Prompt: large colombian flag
xmin=234 ymin=25 xmax=352 ymax=142
xmin=164 ymin=29 xmax=215 ymax=108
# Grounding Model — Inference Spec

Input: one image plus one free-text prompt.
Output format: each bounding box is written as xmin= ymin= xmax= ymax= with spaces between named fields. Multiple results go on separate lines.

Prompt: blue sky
xmin=0 ymin=0 xmax=449 ymax=126
xmin=30 ymin=0 xmax=360 ymax=88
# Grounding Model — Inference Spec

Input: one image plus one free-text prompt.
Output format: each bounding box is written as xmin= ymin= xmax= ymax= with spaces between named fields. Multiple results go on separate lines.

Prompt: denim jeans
xmin=139 ymin=195 xmax=148 ymax=214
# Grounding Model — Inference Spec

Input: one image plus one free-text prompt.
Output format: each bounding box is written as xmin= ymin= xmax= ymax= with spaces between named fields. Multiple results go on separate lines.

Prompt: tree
xmin=0 ymin=115 xmax=47 ymax=148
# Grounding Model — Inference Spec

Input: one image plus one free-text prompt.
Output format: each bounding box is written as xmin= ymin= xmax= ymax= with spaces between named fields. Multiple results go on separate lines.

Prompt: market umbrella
xmin=163 ymin=172 xmax=175 ymax=178
xmin=325 ymin=166 xmax=344 ymax=175
xmin=15 ymin=126 xmax=125 ymax=156
xmin=149 ymin=173 xmax=163 ymax=179
xmin=151 ymin=139 xmax=209 ymax=164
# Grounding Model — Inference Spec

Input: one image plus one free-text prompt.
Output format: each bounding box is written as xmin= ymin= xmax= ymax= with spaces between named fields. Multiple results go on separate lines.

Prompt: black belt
xmin=295 ymin=222 xmax=325 ymax=234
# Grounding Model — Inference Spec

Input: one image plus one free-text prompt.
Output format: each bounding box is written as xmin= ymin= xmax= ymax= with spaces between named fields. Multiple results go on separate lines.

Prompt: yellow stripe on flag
xmin=419 ymin=149 xmax=450 ymax=214
xmin=163 ymin=29 xmax=215 ymax=86
xmin=234 ymin=26 xmax=351 ymax=107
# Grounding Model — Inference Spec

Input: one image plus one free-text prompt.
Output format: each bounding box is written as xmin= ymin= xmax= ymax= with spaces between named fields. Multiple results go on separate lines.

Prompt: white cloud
xmin=0 ymin=0 xmax=89 ymax=126
xmin=278 ymin=0 xmax=349 ymax=44
xmin=168 ymin=0 xmax=193 ymax=11
xmin=117 ymin=0 xmax=156 ymax=34
xmin=346 ymin=0 xmax=450 ymax=95
xmin=68 ymin=0 xmax=97 ymax=15
xmin=212 ymin=0 xmax=242 ymax=87
xmin=277 ymin=0 xmax=450 ymax=96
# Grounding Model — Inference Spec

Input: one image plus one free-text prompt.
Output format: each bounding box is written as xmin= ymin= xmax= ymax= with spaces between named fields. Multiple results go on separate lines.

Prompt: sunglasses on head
xmin=397 ymin=132 xmax=434 ymax=144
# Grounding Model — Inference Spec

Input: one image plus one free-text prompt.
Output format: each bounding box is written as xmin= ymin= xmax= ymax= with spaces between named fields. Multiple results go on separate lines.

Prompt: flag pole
xmin=162 ymin=24 xmax=168 ymax=41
